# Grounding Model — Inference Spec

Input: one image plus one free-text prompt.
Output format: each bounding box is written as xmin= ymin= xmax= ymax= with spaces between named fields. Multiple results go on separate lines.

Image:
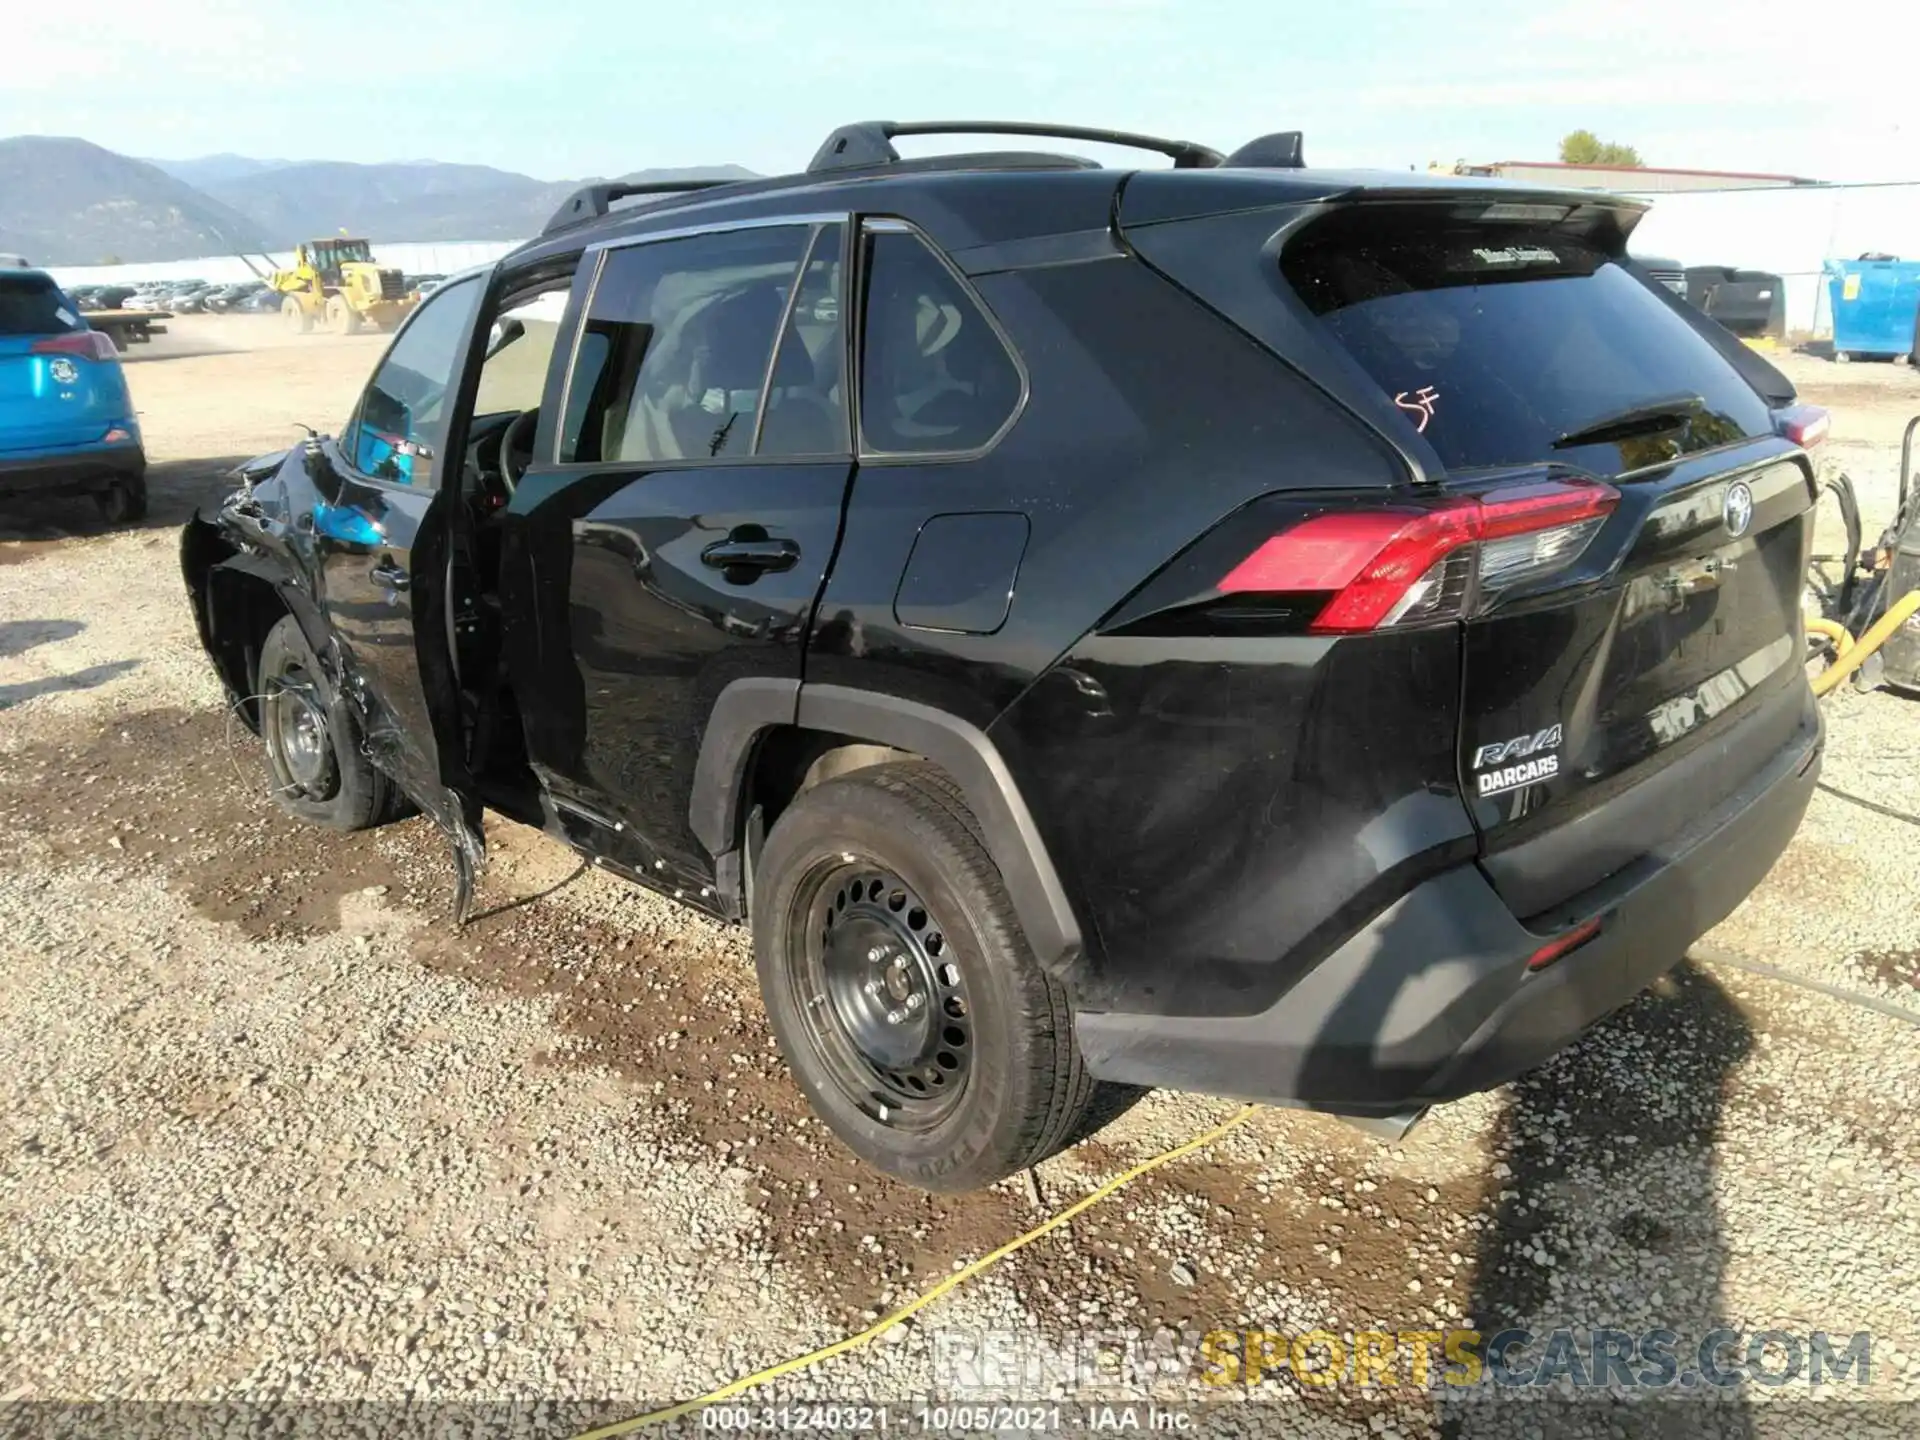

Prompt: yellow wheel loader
xmin=269 ymin=238 xmax=417 ymax=336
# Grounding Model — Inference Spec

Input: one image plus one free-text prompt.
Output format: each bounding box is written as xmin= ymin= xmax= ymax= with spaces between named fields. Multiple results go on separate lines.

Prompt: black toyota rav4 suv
xmin=185 ymin=122 xmax=1825 ymax=1190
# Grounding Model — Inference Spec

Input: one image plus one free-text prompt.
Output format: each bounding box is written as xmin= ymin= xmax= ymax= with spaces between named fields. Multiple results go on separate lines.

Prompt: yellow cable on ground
xmin=574 ymin=589 xmax=1918 ymax=1440
xmin=573 ymin=1103 xmax=1262 ymax=1439
xmin=1812 ymin=589 xmax=1920 ymax=697
xmin=1804 ymin=615 xmax=1855 ymax=661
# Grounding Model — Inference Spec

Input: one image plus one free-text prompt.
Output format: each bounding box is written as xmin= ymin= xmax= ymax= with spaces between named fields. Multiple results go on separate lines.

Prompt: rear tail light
xmin=1219 ymin=478 xmax=1620 ymax=633
xmin=1775 ymin=404 xmax=1828 ymax=448
xmin=31 ymin=331 xmax=117 ymax=362
xmin=1526 ymin=916 xmax=1605 ymax=971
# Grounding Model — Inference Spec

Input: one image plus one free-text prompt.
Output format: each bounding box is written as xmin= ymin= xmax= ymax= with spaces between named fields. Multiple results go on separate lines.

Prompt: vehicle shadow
xmin=0 ymin=659 xmax=140 ymax=710
xmin=1438 ymin=961 xmax=1755 ymax=1438
xmin=0 ymin=619 xmax=83 ymax=659
xmin=464 ymin=858 xmax=591 ymax=922
xmin=0 ymin=453 xmax=253 ymax=542
xmin=1283 ymin=859 xmax=1761 ymax=1434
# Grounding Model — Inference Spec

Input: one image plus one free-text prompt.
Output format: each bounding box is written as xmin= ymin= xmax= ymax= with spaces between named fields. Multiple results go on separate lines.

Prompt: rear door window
xmin=0 ymin=274 xmax=81 ymax=335
xmin=1281 ymin=206 xmax=1774 ymax=477
xmin=756 ymin=225 xmax=848 ymax=458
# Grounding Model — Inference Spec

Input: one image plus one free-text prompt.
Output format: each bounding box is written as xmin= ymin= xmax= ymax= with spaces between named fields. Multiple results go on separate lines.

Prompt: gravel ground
xmin=2 ymin=320 xmax=1918 ymax=1437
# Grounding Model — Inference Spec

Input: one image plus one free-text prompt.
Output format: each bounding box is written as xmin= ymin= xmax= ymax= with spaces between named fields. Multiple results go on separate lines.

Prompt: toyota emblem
xmin=1723 ymin=480 xmax=1754 ymax=538
xmin=49 ymin=357 xmax=78 ymax=385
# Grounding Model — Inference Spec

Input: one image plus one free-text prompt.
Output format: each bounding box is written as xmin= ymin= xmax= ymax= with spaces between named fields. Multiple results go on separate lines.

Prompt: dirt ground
xmin=3 ymin=317 xmax=1920 ymax=1435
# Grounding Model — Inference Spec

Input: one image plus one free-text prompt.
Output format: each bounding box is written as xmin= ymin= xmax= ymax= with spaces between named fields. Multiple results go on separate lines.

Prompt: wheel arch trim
xmin=690 ymin=679 xmax=1084 ymax=974
xmin=188 ymin=540 xmax=334 ymax=707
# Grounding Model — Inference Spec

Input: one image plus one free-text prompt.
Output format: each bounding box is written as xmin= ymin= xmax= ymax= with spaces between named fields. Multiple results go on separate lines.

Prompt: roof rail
xmin=542 ymin=179 xmax=736 ymax=236
xmin=808 ymin=121 xmax=1225 ymax=173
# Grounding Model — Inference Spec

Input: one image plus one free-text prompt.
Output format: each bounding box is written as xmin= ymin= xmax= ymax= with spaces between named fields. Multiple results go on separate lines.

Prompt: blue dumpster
xmin=1825 ymin=257 xmax=1920 ymax=361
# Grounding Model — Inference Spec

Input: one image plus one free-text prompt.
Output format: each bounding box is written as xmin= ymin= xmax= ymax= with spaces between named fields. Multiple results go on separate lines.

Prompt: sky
xmin=6 ymin=0 xmax=1917 ymax=184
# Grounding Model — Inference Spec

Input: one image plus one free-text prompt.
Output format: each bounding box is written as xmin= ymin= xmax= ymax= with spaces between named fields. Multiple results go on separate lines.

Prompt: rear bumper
xmin=0 ymin=446 xmax=146 ymax=498
xmin=1075 ymin=688 xmax=1821 ymax=1116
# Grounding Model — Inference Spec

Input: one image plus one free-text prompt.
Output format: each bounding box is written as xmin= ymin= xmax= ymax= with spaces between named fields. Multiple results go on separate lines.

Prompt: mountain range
xmin=0 ymin=136 xmax=754 ymax=265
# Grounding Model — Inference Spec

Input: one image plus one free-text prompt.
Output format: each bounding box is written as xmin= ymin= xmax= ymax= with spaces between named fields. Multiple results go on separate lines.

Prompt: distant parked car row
xmin=63 ymin=274 xmax=451 ymax=318
xmin=117 ymin=280 xmax=283 ymax=314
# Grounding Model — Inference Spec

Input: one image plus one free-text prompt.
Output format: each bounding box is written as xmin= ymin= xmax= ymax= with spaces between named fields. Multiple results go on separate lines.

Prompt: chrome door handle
xmin=701 ymin=537 xmax=800 ymax=575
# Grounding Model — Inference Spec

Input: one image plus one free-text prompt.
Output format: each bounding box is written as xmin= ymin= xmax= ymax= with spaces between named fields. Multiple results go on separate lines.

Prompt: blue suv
xmin=0 ymin=265 xmax=147 ymax=522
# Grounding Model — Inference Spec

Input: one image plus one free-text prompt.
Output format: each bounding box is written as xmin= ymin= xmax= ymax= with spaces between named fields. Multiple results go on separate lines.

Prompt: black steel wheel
xmin=263 ymin=651 xmax=339 ymax=805
xmin=753 ymin=761 xmax=1097 ymax=1191
xmin=253 ymin=616 xmax=395 ymax=831
xmin=789 ymin=864 xmax=974 ymax=1130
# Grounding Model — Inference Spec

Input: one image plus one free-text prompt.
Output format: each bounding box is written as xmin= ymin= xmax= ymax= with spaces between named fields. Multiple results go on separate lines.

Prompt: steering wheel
xmin=497 ymin=408 xmax=540 ymax=495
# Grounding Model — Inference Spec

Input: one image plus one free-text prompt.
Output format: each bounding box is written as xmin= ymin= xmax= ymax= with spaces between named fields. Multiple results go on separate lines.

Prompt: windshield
xmin=0 ymin=274 xmax=82 ymax=336
xmin=474 ymin=290 xmax=570 ymax=416
xmin=1282 ymin=206 xmax=1772 ymax=476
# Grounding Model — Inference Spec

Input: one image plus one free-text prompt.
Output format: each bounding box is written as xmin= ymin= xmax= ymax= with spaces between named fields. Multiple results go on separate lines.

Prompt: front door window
xmin=342 ymin=275 xmax=483 ymax=487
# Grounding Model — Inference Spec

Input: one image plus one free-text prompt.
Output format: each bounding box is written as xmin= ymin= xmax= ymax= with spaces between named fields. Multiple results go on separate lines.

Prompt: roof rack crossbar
xmin=808 ymin=121 xmax=1225 ymax=174
xmin=542 ymin=179 xmax=736 ymax=236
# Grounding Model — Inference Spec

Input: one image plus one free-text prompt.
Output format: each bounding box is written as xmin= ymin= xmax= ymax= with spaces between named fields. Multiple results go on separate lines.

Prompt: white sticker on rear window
xmin=55 ymin=306 xmax=78 ymax=328
xmin=1472 ymin=245 xmax=1559 ymax=267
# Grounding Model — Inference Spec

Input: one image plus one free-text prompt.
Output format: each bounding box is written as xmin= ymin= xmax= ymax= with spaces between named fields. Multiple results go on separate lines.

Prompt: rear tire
xmin=255 ymin=615 xmax=397 ymax=831
xmin=282 ymin=296 xmax=312 ymax=335
xmin=753 ymin=761 xmax=1096 ymax=1192
xmin=92 ymin=475 xmax=147 ymax=525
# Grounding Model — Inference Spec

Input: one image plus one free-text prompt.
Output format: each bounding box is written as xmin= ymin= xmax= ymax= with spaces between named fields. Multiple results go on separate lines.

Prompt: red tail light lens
xmin=1775 ymin=404 xmax=1828 ymax=448
xmin=1219 ymin=479 xmax=1619 ymax=633
xmin=1526 ymin=916 xmax=1604 ymax=971
xmin=31 ymin=331 xmax=117 ymax=362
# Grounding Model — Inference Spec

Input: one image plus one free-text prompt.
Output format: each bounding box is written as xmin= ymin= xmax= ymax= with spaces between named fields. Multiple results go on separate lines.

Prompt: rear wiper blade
xmin=1552 ymin=394 xmax=1707 ymax=450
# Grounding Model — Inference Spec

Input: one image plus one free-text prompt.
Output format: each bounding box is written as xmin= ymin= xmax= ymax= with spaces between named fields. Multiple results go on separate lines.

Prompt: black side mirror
xmin=486 ymin=317 xmax=526 ymax=360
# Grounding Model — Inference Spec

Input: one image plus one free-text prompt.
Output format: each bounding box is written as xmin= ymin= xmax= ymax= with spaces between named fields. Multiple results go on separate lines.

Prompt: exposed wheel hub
xmin=802 ymin=866 xmax=972 ymax=1127
xmin=266 ymin=674 xmax=337 ymax=799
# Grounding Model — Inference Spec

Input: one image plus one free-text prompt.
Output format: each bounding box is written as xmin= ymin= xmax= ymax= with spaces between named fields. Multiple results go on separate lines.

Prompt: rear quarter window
xmin=1281 ymin=206 xmax=1774 ymax=477
xmin=858 ymin=229 xmax=1023 ymax=456
xmin=0 ymin=274 xmax=82 ymax=336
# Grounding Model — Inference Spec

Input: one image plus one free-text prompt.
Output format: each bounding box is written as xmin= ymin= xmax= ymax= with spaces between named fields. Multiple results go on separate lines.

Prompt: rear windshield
xmin=1281 ymin=206 xmax=1773 ymax=476
xmin=0 ymin=274 xmax=82 ymax=336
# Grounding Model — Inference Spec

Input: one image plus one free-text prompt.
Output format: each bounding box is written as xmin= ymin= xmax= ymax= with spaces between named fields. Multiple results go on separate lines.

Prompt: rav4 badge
xmin=1473 ymin=724 xmax=1563 ymax=797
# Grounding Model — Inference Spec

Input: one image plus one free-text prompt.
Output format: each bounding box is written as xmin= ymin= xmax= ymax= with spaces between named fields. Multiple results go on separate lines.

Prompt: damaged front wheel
xmin=257 ymin=615 xmax=401 ymax=831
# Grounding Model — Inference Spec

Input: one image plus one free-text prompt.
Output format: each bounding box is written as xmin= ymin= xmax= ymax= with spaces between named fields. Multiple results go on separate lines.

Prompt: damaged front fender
xmin=180 ymin=441 xmax=487 ymax=921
